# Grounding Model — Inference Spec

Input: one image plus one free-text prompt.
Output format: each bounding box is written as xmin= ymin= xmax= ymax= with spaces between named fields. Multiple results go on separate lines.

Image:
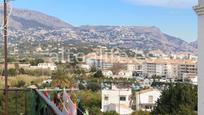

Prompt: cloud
xmin=125 ymin=0 xmax=197 ymax=8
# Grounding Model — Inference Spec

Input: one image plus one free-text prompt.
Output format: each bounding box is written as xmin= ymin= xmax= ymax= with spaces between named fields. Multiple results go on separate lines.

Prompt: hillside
xmin=0 ymin=7 xmax=197 ymax=53
xmin=0 ymin=7 xmax=72 ymax=29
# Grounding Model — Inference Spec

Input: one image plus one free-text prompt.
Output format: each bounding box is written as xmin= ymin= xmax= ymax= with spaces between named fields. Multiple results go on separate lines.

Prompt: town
xmin=0 ymin=45 xmax=198 ymax=114
xmin=0 ymin=0 xmax=200 ymax=114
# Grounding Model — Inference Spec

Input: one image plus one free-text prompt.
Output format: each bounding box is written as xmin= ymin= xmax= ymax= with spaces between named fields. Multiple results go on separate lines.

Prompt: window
xmin=104 ymin=95 xmax=109 ymax=101
xmin=148 ymin=95 xmax=153 ymax=103
xmin=120 ymin=96 xmax=126 ymax=101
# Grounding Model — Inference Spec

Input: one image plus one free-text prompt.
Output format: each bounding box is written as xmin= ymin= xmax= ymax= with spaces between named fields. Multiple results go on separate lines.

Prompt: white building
xmin=194 ymin=0 xmax=204 ymax=113
xmin=135 ymin=88 xmax=161 ymax=111
xmin=178 ymin=64 xmax=197 ymax=80
xmin=140 ymin=79 xmax=152 ymax=88
xmin=166 ymin=64 xmax=179 ymax=80
xmin=101 ymin=86 xmax=133 ymax=115
xmin=142 ymin=62 xmax=156 ymax=77
xmin=37 ymin=63 xmax=57 ymax=71
xmin=80 ymin=64 xmax=91 ymax=71
xmin=187 ymin=75 xmax=198 ymax=85
xmin=156 ymin=63 xmax=167 ymax=77
xmin=127 ymin=64 xmax=142 ymax=72
xmin=142 ymin=62 xmax=166 ymax=77
xmin=103 ymin=70 xmax=113 ymax=78
xmin=116 ymin=70 xmax=133 ymax=79
xmin=86 ymin=58 xmax=113 ymax=69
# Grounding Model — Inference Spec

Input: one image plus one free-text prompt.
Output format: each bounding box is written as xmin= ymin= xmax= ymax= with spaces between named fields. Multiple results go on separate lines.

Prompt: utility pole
xmin=3 ymin=0 xmax=8 ymax=114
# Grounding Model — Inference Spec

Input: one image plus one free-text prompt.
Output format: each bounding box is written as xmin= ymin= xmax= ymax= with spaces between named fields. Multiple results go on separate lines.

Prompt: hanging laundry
xmin=77 ymin=97 xmax=85 ymax=115
xmin=63 ymin=89 xmax=77 ymax=115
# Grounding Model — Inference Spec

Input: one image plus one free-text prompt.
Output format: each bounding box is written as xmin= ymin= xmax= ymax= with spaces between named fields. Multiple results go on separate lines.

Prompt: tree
xmin=51 ymin=69 xmax=75 ymax=88
xmin=8 ymin=68 xmax=17 ymax=76
xmin=110 ymin=63 xmax=126 ymax=75
xmin=87 ymin=82 xmax=101 ymax=92
xmin=151 ymin=83 xmax=197 ymax=115
xmin=177 ymin=105 xmax=196 ymax=115
xmin=92 ymin=70 xmax=104 ymax=78
xmin=30 ymin=58 xmax=44 ymax=66
xmin=103 ymin=111 xmax=119 ymax=115
xmin=89 ymin=65 xmax=104 ymax=78
xmin=76 ymin=90 xmax=101 ymax=115
xmin=131 ymin=111 xmax=150 ymax=115
xmin=19 ymin=68 xmax=25 ymax=74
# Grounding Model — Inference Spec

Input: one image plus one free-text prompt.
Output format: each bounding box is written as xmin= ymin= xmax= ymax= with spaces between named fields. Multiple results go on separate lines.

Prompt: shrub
xmin=15 ymin=80 xmax=26 ymax=87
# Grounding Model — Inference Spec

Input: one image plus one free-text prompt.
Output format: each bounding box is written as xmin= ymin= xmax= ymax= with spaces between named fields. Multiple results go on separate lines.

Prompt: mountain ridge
xmin=0 ymin=7 xmax=197 ymax=53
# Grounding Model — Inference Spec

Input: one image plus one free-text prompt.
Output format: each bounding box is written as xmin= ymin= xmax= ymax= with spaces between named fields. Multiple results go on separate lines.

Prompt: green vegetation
xmin=51 ymin=68 xmax=75 ymax=88
xmin=77 ymin=90 xmax=101 ymax=114
xmin=132 ymin=111 xmax=150 ymax=115
xmin=30 ymin=58 xmax=44 ymax=66
xmin=0 ymin=75 xmax=48 ymax=88
xmin=15 ymin=80 xmax=26 ymax=87
xmin=152 ymin=84 xmax=197 ymax=115
xmin=0 ymin=90 xmax=36 ymax=115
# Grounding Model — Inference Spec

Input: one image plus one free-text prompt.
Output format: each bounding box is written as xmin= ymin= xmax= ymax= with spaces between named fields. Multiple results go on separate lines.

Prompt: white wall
xmin=198 ymin=3 xmax=204 ymax=115
xmin=101 ymin=89 xmax=132 ymax=114
xmin=135 ymin=89 xmax=161 ymax=111
xmin=195 ymin=0 xmax=204 ymax=114
xmin=139 ymin=90 xmax=161 ymax=104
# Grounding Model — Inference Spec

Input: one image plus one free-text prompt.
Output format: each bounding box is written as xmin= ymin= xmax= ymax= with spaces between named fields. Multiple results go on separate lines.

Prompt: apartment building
xmin=166 ymin=64 xmax=179 ymax=79
xmin=142 ymin=62 xmax=166 ymax=77
xmin=127 ymin=64 xmax=142 ymax=72
xmin=86 ymin=58 xmax=113 ymax=69
xmin=178 ymin=63 xmax=197 ymax=80
xmin=142 ymin=62 xmax=156 ymax=77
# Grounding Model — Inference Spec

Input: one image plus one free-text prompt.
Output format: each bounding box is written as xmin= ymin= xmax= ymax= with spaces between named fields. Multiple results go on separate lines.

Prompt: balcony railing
xmin=0 ymin=88 xmax=63 ymax=115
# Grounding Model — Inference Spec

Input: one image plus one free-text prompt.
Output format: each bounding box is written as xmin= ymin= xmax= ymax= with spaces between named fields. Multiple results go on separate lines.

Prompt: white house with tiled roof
xmin=135 ymin=88 xmax=161 ymax=112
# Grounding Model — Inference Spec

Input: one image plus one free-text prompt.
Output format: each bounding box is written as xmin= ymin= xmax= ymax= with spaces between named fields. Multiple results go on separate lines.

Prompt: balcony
xmin=0 ymin=88 xmax=63 ymax=115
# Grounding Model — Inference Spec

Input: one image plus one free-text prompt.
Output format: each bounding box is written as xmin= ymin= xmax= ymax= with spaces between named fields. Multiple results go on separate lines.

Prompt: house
xmin=183 ymin=73 xmax=198 ymax=85
xmin=148 ymin=50 xmax=164 ymax=58
xmin=80 ymin=64 xmax=91 ymax=71
xmin=37 ymin=63 xmax=57 ymax=70
xmin=188 ymin=75 xmax=198 ymax=85
xmin=102 ymin=70 xmax=113 ymax=78
xmin=135 ymin=88 xmax=161 ymax=111
xmin=140 ymin=79 xmax=152 ymax=88
xmin=132 ymin=70 xmax=143 ymax=77
xmin=101 ymin=85 xmax=133 ymax=115
xmin=117 ymin=70 xmax=133 ymax=79
xmin=127 ymin=64 xmax=142 ymax=72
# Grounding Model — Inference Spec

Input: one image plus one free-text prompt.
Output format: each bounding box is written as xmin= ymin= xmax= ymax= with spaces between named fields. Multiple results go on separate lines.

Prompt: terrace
xmin=0 ymin=88 xmax=63 ymax=115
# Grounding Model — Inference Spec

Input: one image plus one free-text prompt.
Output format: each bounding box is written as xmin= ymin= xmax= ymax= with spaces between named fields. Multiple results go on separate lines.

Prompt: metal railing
xmin=35 ymin=89 xmax=63 ymax=115
xmin=0 ymin=88 xmax=62 ymax=115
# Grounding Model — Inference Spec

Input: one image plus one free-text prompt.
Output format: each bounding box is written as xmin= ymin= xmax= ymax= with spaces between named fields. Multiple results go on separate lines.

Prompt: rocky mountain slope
xmin=0 ymin=7 xmax=197 ymax=53
xmin=0 ymin=7 xmax=72 ymax=29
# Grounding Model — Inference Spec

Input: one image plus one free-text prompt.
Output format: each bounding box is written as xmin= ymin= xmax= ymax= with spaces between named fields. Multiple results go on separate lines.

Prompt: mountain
xmin=0 ymin=7 xmax=197 ymax=53
xmin=0 ymin=7 xmax=72 ymax=30
xmin=190 ymin=41 xmax=198 ymax=49
xmin=75 ymin=26 xmax=197 ymax=53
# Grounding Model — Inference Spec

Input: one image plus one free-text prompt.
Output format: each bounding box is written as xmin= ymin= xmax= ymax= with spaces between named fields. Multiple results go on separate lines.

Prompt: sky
xmin=9 ymin=0 xmax=198 ymax=42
